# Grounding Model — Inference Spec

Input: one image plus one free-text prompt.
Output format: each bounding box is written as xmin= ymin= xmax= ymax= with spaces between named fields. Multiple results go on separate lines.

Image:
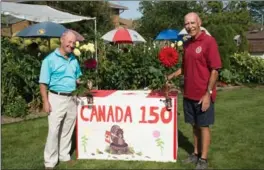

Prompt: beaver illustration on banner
xmin=105 ymin=125 xmax=129 ymax=154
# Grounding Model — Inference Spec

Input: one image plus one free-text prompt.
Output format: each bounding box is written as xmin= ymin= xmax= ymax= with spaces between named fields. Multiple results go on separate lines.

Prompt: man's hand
xmin=198 ymin=92 xmax=211 ymax=112
xmin=167 ymin=73 xmax=175 ymax=81
xmin=87 ymin=80 xmax=93 ymax=90
xmin=166 ymin=69 xmax=182 ymax=83
xmin=43 ymin=101 xmax=52 ymax=113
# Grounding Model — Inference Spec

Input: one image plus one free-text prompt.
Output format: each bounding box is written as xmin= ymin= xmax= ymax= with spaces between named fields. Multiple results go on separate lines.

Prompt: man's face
xmin=61 ymin=33 xmax=76 ymax=54
xmin=184 ymin=14 xmax=201 ymax=38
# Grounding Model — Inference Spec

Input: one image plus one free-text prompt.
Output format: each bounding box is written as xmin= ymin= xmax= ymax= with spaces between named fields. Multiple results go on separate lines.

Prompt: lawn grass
xmin=2 ymin=87 xmax=264 ymax=169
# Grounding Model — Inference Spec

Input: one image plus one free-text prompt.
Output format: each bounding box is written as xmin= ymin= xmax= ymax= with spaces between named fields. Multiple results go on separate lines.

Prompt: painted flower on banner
xmin=152 ymin=130 xmax=164 ymax=155
xmin=153 ymin=130 xmax=160 ymax=138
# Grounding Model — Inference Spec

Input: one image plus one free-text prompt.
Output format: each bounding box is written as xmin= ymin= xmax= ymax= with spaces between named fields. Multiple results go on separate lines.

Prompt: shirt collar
xmin=54 ymin=48 xmax=75 ymax=61
xmin=191 ymin=31 xmax=206 ymax=42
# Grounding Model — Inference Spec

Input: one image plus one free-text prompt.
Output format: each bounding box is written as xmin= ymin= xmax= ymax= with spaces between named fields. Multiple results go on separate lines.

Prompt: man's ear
xmin=198 ymin=22 xmax=202 ymax=27
xmin=198 ymin=17 xmax=202 ymax=27
xmin=60 ymin=37 xmax=63 ymax=44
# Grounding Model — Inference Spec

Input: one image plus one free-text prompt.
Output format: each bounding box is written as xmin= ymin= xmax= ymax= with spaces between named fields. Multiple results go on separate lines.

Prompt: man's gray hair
xmin=60 ymin=29 xmax=76 ymax=38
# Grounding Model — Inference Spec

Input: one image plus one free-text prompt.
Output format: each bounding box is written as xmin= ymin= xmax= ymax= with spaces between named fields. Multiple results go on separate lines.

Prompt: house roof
xmin=108 ymin=2 xmax=128 ymax=10
xmin=248 ymin=23 xmax=263 ymax=31
xmin=1 ymin=15 xmax=25 ymax=24
xmin=119 ymin=17 xmax=133 ymax=28
xmin=246 ymin=30 xmax=264 ymax=40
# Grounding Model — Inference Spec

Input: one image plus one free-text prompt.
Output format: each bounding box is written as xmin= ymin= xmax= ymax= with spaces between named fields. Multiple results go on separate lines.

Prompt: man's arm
xmin=199 ymin=37 xmax=222 ymax=111
xmin=40 ymin=84 xmax=48 ymax=103
xmin=167 ymin=68 xmax=182 ymax=81
xmin=207 ymin=69 xmax=219 ymax=93
xmin=40 ymin=83 xmax=51 ymax=113
xmin=76 ymin=79 xmax=83 ymax=85
xmin=39 ymin=57 xmax=52 ymax=113
xmin=167 ymin=51 xmax=185 ymax=81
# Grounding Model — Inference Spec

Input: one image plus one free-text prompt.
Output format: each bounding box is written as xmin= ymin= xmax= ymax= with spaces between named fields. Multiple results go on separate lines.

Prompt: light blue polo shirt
xmin=39 ymin=48 xmax=82 ymax=93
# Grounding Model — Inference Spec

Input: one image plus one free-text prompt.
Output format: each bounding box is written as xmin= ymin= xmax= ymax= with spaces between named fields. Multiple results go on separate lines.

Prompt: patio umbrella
xmin=178 ymin=26 xmax=211 ymax=36
xmin=155 ymin=29 xmax=182 ymax=41
xmin=15 ymin=21 xmax=85 ymax=41
xmin=101 ymin=28 xmax=146 ymax=44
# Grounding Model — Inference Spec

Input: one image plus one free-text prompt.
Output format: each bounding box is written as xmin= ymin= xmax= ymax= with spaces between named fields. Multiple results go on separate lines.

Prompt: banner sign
xmin=76 ymin=90 xmax=178 ymax=162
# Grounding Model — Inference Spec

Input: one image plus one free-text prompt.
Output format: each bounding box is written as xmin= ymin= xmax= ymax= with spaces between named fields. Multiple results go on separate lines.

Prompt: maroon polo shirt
xmin=182 ymin=31 xmax=222 ymax=102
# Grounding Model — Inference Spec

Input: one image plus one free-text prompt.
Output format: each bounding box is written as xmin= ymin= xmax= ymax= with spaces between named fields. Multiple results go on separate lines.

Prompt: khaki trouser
xmin=44 ymin=92 xmax=77 ymax=168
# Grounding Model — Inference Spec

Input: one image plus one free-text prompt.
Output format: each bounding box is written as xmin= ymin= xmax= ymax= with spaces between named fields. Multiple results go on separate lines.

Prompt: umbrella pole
xmin=94 ymin=18 xmax=98 ymax=90
xmin=48 ymin=39 xmax=50 ymax=51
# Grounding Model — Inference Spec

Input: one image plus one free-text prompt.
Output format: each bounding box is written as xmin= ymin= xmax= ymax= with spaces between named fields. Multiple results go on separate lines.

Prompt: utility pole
xmin=261 ymin=14 xmax=263 ymax=31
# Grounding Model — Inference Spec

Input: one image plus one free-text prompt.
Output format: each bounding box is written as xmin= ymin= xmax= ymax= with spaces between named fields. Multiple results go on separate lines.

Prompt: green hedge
xmin=219 ymin=52 xmax=264 ymax=84
xmin=1 ymin=38 xmax=42 ymax=117
xmin=2 ymin=37 xmax=263 ymax=118
xmin=95 ymin=44 xmax=182 ymax=90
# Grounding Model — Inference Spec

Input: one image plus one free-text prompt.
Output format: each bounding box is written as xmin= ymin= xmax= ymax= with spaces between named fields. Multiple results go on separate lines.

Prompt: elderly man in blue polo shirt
xmin=39 ymin=30 xmax=82 ymax=169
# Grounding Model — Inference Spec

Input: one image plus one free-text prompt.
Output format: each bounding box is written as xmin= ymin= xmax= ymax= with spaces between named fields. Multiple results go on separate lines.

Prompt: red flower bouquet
xmin=158 ymin=47 xmax=179 ymax=68
xmin=84 ymin=58 xmax=97 ymax=69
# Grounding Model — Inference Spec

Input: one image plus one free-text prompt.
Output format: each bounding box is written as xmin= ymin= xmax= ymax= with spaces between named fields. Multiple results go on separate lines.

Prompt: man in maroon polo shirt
xmin=167 ymin=12 xmax=222 ymax=169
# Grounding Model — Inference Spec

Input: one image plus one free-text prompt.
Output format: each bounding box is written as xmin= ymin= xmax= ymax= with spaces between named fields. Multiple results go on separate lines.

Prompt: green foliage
xmin=96 ymin=43 xmax=182 ymax=90
xmin=3 ymin=96 xmax=28 ymax=118
xmin=1 ymin=38 xmax=42 ymax=117
xmin=138 ymin=1 xmax=252 ymax=70
xmin=207 ymin=24 xmax=239 ymax=69
xmin=248 ymin=1 xmax=264 ymax=23
xmin=219 ymin=52 xmax=264 ymax=84
xmin=138 ymin=1 xmax=191 ymax=39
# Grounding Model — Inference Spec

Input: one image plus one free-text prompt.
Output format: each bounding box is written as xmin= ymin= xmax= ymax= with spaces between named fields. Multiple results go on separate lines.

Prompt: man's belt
xmin=50 ymin=90 xmax=72 ymax=96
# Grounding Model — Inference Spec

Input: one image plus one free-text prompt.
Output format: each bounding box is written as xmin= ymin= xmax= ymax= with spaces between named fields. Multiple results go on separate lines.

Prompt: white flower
xmin=177 ymin=41 xmax=183 ymax=47
xmin=171 ymin=43 xmax=175 ymax=48
xmin=75 ymin=41 xmax=80 ymax=48
xmin=73 ymin=48 xmax=81 ymax=56
xmin=87 ymin=43 xmax=95 ymax=53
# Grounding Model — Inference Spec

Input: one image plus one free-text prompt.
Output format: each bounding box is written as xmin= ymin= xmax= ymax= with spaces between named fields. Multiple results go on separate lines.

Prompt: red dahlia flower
xmin=84 ymin=58 xmax=97 ymax=69
xmin=158 ymin=47 xmax=179 ymax=68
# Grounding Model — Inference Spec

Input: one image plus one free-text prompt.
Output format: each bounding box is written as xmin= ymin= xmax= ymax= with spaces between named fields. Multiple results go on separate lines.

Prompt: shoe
xmin=195 ymin=158 xmax=208 ymax=169
xmin=45 ymin=167 xmax=53 ymax=170
xmin=64 ymin=159 xmax=76 ymax=166
xmin=182 ymin=153 xmax=199 ymax=164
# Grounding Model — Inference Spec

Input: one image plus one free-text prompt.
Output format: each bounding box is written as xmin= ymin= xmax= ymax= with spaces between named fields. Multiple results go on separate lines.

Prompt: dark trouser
xmin=183 ymin=97 xmax=214 ymax=127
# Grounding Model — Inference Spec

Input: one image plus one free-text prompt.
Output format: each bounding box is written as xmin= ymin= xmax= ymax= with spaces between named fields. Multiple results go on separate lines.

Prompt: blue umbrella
xmin=15 ymin=21 xmax=67 ymax=38
xmin=155 ymin=29 xmax=182 ymax=41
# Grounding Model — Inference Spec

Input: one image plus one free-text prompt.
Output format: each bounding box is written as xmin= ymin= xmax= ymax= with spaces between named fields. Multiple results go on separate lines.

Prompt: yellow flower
xmin=84 ymin=45 xmax=90 ymax=52
xmin=73 ymin=48 xmax=81 ymax=57
xmin=24 ymin=39 xmax=32 ymax=46
xmin=87 ymin=43 xmax=95 ymax=53
xmin=80 ymin=45 xmax=87 ymax=51
xmin=79 ymin=45 xmax=84 ymax=51
xmin=177 ymin=41 xmax=183 ymax=47
xmin=75 ymin=41 xmax=80 ymax=48
xmin=170 ymin=43 xmax=175 ymax=48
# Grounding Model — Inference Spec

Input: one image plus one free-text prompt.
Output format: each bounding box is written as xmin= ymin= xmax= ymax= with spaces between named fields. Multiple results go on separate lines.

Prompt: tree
xmin=248 ymin=1 xmax=264 ymax=23
xmin=137 ymin=1 xmax=252 ymax=69
xmin=137 ymin=1 xmax=193 ymax=40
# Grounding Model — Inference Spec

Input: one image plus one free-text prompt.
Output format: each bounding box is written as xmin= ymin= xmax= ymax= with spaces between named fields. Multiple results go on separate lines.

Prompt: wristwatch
xmin=207 ymin=88 xmax=212 ymax=95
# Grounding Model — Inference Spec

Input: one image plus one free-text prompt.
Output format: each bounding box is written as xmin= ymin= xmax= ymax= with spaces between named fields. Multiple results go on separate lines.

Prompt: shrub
xmin=1 ymin=37 xmax=42 ymax=116
xmin=219 ymin=52 xmax=264 ymax=84
xmin=96 ymin=42 xmax=182 ymax=90
xmin=3 ymin=96 xmax=28 ymax=117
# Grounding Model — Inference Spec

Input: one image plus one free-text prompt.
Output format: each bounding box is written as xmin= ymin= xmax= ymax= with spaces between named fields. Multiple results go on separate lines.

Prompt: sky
xmin=110 ymin=1 xmax=142 ymax=20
